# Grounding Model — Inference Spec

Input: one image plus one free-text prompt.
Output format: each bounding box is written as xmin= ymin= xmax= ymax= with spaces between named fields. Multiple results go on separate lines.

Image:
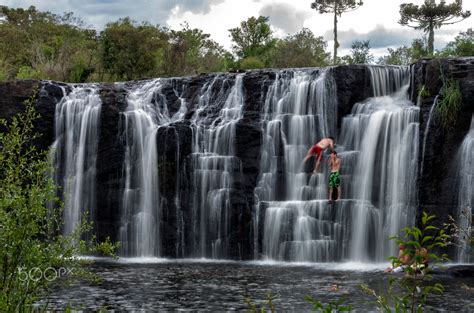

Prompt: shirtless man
xmin=385 ymin=244 xmax=412 ymax=273
xmin=328 ymin=150 xmax=341 ymax=201
xmin=303 ymin=137 xmax=335 ymax=174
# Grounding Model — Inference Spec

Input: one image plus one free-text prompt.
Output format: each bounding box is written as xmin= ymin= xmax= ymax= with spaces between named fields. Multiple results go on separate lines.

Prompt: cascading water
xmin=51 ymin=85 xmax=101 ymax=236
xmin=119 ymin=79 xmax=185 ymax=257
xmin=420 ymin=95 xmax=439 ymax=180
xmin=455 ymin=115 xmax=473 ymax=263
xmin=257 ymin=66 xmax=418 ymax=262
xmin=47 ymin=65 xmax=430 ymax=263
xmin=117 ymin=74 xmax=244 ymax=258
xmin=256 ymin=69 xmax=341 ymax=262
xmin=340 ymin=66 xmax=418 ymax=261
xmin=340 ymin=67 xmax=419 ymax=261
xmin=190 ymin=74 xmax=244 ymax=258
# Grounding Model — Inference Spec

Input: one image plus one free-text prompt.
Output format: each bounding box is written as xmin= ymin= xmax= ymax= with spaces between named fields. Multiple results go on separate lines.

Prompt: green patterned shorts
xmin=328 ymin=171 xmax=341 ymax=188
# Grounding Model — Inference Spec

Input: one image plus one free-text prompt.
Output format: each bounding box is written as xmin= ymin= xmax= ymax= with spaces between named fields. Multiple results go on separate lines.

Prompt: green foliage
xmin=245 ymin=292 xmax=276 ymax=313
xmin=342 ymin=40 xmax=374 ymax=64
xmin=163 ymin=22 xmax=227 ymax=76
xmin=15 ymin=65 xmax=43 ymax=79
xmin=310 ymin=0 xmax=364 ymax=63
xmin=399 ymin=1 xmax=471 ymax=54
xmin=229 ymin=16 xmax=275 ymax=60
xmin=240 ymin=56 xmax=265 ymax=69
xmin=0 ymin=3 xmax=470 ymax=81
xmin=363 ymin=212 xmax=450 ymax=313
xmin=378 ymin=46 xmax=413 ymax=65
xmin=436 ymin=78 xmax=462 ymax=130
xmin=101 ymin=18 xmax=166 ymax=80
xmin=418 ymin=85 xmax=430 ymax=99
xmin=270 ymin=28 xmax=330 ymax=68
xmin=0 ymin=5 xmax=99 ymax=82
xmin=440 ymin=28 xmax=474 ymax=57
xmin=305 ymin=295 xmax=353 ymax=312
xmin=410 ymin=37 xmax=430 ymax=60
xmin=0 ymin=92 xmax=118 ymax=311
xmin=379 ymin=37 xmax=431 ymax=65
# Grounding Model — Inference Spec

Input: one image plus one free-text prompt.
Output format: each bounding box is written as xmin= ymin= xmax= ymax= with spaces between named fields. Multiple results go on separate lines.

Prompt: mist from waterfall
xmin=51 ymin=85 xmax=101 ymax=237
xmin=455 ymin=115 xmax=473 ymax=263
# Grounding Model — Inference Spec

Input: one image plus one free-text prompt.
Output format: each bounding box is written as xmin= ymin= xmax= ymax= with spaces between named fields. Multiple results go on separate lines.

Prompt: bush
xmin=362 ymin=212 xmax=450 ymax=312
xmin=240 ymin=56 xmax=265 ymax=69
xmin=15 ymin=66 xmax=43 ymax=80
xmin=436 ymin=79 xmax=462 ymax=130
xmin=0 ymin=91 xmax=117 ymax=311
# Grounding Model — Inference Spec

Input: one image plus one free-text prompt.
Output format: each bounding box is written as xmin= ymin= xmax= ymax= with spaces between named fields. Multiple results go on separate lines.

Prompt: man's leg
xmin=336 ymin=186 xmax=341 ymax=200
xmin=315 ymin=151 xmax=323 ymax=173
xmin=328 ymin=188 xmax=333 ymax=201
xmin=313 ymin=159 xmax=318 ymax=173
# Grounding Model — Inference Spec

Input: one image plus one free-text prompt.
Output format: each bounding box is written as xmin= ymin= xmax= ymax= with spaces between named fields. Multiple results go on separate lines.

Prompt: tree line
xmin=0 ymin=1 xmax=472 ymax=83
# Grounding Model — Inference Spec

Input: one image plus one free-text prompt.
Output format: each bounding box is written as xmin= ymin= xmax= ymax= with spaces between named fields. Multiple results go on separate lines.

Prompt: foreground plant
xmin=445 ymin=208 xmax=473 ymax=260
xmin=0 ymin=91 xmax=118 ymax=311
xmin=305 ymin=295 xmax=353 ymax=312
xmin=362 ymin=212 xmax=450 ymax=312
xmin=245 ymin=292 xmax=276 ymax=313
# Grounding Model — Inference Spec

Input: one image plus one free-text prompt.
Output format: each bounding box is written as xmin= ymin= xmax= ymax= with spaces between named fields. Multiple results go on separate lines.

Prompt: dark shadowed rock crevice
xmin=413 ymin=58 xmax=474 ymax=231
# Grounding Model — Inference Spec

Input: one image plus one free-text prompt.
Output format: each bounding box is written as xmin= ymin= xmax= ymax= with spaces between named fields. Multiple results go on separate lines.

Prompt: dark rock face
xmin=95 ymin=83 xmax=128 ymax=242
xmin=331 ymin=65 xmax=371 ymax=129
xmin=414 ymin=58 xmax=474 ymax=231
xmin=0 ymin=59 xmax=472 ymax=260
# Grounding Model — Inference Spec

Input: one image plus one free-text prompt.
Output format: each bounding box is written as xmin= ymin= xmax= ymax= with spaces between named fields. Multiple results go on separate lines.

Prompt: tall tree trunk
xmin=428 ymin=21 xmax=434 ymax=55
xmin=333 ymin=3 xmax=338 ymax=63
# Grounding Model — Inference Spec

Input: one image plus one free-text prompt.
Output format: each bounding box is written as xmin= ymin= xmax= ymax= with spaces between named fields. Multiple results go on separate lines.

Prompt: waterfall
xmin=420 ymin=96 xmax=438 ymax=180
xmin=257 ymin=66 xmax=418 ymax=262
xmin=369 ymin=65 xmax=410 ymax=97
xmin=456 ymin=115 xmax=473 ymax=263
xmin=46 ymin=65 xmax=428 ymax=262
xmin=52 ymin=85 xmax=101 ymax=236
xmin=340 ymin=67 xmax=418 ymax=261
xmin=190 ymin=74 xmax=244 ymax=258
xmin=119 ymin=79 xmax=178 ymax=257
xmin=256 ymin=69 xmax=341 ymax=261
xmin=340 ymin=85 xmax=419 ymax=261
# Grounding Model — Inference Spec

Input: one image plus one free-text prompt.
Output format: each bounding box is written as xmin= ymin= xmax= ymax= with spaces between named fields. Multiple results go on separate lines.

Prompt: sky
xmin=1 ymin=0 xmax=473 ymax=57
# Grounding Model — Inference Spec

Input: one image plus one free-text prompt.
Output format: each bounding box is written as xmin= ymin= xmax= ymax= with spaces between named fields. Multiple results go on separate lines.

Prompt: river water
xmin=43 ymin=260 xmax=473 ymax=312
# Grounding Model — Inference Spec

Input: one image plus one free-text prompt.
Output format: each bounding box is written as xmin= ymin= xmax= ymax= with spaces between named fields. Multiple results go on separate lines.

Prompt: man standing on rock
xmin=328 ymin=150 xmax=341 ymax=202
xmin=303 ymin=137 xmax=335 ymax=174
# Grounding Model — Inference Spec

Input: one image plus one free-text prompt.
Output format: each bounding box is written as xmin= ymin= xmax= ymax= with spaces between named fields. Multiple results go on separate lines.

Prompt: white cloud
xmin=259 ymin=2 xmax=311 ymax=35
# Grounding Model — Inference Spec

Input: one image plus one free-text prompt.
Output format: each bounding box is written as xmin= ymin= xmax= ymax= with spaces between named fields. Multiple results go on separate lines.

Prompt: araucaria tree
xmin=399 ymin=0 xmax=471 ymax=54
xmin=310 ymin=0 xmax=363 ymax=63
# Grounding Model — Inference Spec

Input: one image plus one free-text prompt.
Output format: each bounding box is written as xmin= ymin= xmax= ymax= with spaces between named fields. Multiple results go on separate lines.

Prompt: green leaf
xmin=421 ymin=236 xmax=434 ymax=244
